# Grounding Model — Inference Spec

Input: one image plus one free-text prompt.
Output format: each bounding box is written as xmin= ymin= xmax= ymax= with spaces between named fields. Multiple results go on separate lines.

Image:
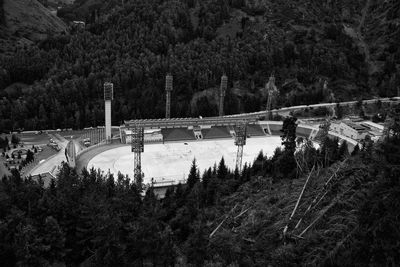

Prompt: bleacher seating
xmin=202 ymin=126 xmax=231 ymax=139
xmin=268 ymin=124 xmax=282 ymax=135
xmin=296 ymin=127 xmax=312 ymax=138
xmin=246 ymin=125 xmax=265 ymax=137
xmin=161 ymin=128 xmax=196 ymax=141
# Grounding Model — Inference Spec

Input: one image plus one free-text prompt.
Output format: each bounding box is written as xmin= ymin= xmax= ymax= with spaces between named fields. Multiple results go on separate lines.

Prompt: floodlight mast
xmin=234 ymin=121 xmax=247 ymax=172
xmin=165 ymin=74 xmax=173 ymax=119
xmin=104 ymin=82 xmax=114 ymax=143
xmin=131 ymin=124 xmax=144 ymax=188
xmin=219 ymin=74 xmax=228 ymax=116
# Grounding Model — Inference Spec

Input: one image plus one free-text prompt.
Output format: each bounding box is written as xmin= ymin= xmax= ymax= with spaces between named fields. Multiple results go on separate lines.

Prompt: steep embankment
xmin=206 ymin=153 xmax=400 ymax=266
xmin=219 ymin=0 xmax=399 ymax=98
xmin=3 ymin=0 xmax=67 ymax=41
xmin=0 ymin=0 xmax=4 ymax=25
xmin=0 ymin=0 xmax=67 ymax=54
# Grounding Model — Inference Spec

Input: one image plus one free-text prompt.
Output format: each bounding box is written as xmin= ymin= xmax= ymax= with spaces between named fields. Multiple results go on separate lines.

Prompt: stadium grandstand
xmin=246 ymin=124 xmax=266 ymax=137
xmin=202 ymin=126 xmax=231 ymax=139
xmin=161 ymin=128 xmax=196 ymax=142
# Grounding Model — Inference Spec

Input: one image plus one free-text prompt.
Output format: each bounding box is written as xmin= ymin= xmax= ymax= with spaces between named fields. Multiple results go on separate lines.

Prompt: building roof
xmin=343 ymin=121 xmax=367 ymax=132
xmin=361 ymin=121 xmax=384 ymax=131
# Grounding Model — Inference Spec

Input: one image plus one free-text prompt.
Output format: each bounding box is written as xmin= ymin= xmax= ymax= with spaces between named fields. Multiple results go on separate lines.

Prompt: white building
xmin=360 ymin=121 xmax=384 ymax=132
xmin=360 ymin=121 xmax=384 ymax=141
xmin=330 ymin=121 xmax=368 ymax=141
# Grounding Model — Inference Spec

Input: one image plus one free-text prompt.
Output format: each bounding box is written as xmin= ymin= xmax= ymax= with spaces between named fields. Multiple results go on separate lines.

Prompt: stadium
xmin=23 ymin=77 xmax=395 ymax=190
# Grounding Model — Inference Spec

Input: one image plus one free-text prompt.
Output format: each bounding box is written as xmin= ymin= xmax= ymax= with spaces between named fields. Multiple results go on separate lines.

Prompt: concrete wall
xmin=66 ymin=140 xmax=76 ymax=168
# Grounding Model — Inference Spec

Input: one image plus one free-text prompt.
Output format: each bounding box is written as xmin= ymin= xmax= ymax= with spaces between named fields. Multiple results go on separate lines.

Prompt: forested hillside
xmin=0 ymin=0 xmax=399 ymax=132
xmin=1 ymin=107 xmax=399 ymax=266
xmin=0 ymin=0 xmax=4 ymax=25
xmin=1 ymin=0 xmax=66 ymax=42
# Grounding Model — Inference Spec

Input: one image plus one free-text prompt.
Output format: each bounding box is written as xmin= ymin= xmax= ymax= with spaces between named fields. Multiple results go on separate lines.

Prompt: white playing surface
xmin=88 ymin=136 xmax=281 ymax=185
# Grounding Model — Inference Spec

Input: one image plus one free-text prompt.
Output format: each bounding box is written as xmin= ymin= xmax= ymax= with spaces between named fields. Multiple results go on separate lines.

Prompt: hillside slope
xmin=203 ymin=151 xmax=400 ymax=266
xmin=0 ymin=0 xmax=399 ymax=132
xmin=0 ymin=0 xmax=67 ymax=54
xmin=3 ymin=0 xmax=67 ymax=40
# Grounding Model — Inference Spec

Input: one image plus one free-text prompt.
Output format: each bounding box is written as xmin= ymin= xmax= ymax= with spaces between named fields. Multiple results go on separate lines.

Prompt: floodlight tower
xmin=234 ymin=121 xmax=247 ymax=172
xmin=104 ymin=82 xmax=114 ymax=143
xmin=131 ymin=125 xmax=144 ymax=187
xmin=219 ymin=74 xmax=228 ymax=116
xmin=266 ymin=74 xmax=278 ymax=120
xmin=165 ymin=74 xmax=173 ymax=119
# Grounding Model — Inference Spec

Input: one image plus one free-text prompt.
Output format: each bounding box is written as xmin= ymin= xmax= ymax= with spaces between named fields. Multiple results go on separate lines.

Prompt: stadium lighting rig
xmin=131 ymin=124 xmax=144 ymax=188
xmin=234 ymin=121 xmax=247 ymax=172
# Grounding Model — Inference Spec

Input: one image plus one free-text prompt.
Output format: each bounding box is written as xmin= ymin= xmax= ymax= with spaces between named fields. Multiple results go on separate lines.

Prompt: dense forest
xmin=0 ymin=0 xmax=4 ymax=25
xmin=0 ymin=0 xmax=399 ymax=132
xmin=0 ymin=0 xmax=2 ymax=21
xmin=1 ymin=109 xmax=399 ymax=266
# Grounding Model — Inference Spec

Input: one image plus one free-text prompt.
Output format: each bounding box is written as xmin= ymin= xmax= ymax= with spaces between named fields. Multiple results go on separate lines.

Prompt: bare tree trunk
xmin=209 ymin=204 xmax=238 ymax=238
xmin=283 ymin=166 xmax=314 ymax=241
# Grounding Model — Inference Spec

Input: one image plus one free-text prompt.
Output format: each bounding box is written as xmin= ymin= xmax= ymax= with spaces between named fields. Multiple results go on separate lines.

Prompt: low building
xmin=330 ymin=121 xmax=368 ymax=140
xmin=360 ymin=121 xmax=384 ymax=141
xmin=360 ymin=121 xmax=384 ymax=132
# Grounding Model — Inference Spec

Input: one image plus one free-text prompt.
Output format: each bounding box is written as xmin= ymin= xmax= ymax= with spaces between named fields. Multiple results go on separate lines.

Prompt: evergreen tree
xmin=11 ymin=134 xmax=20 ymax=146
xmin=187 ymin=158 xmax=200 ymax=190
xmin=278 ymin=117 xmax=298 ymax=178
xmin=185 ymin=221 xmax=208 ymax=266
xmin=217 ymin=157 xmax=228 ymax=180
xmin=0 ymin=137 xmax=6 ymax=150
xmin=26 ymin=150 xmax=34 ymax=163
xmin=338 ymin=140 xmax=349 ymax=160
xmin=351 ymin=144 xmax=360 ymax=156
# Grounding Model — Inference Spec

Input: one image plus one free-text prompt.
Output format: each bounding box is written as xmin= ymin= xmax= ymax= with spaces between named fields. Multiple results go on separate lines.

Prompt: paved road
xmin=228 ymin=97 xmax=400 ymax=119
xmin=28 ymin=134 xmax=69 ymax=177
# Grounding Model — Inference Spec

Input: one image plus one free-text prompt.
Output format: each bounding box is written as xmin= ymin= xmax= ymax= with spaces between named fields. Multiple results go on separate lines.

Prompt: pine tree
xmin=11 ymin=134 xmax=20 ymax=146
xmin=351 ymin=144 xmax=360 ymax=156
xmin=187 ymin=158 xmax=200 ymax=190
xmin=26 ymin=150 xmax=34 ymax=163
xmin=185 ymin=221 xmax=208 ymax=266
xmin=217 ymin=157 xmax=228 ymax=179
xmin=278 ymin=117 xmax=298 ymax=179
xmin=338 ymin=140 xmax=349 ymax=160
